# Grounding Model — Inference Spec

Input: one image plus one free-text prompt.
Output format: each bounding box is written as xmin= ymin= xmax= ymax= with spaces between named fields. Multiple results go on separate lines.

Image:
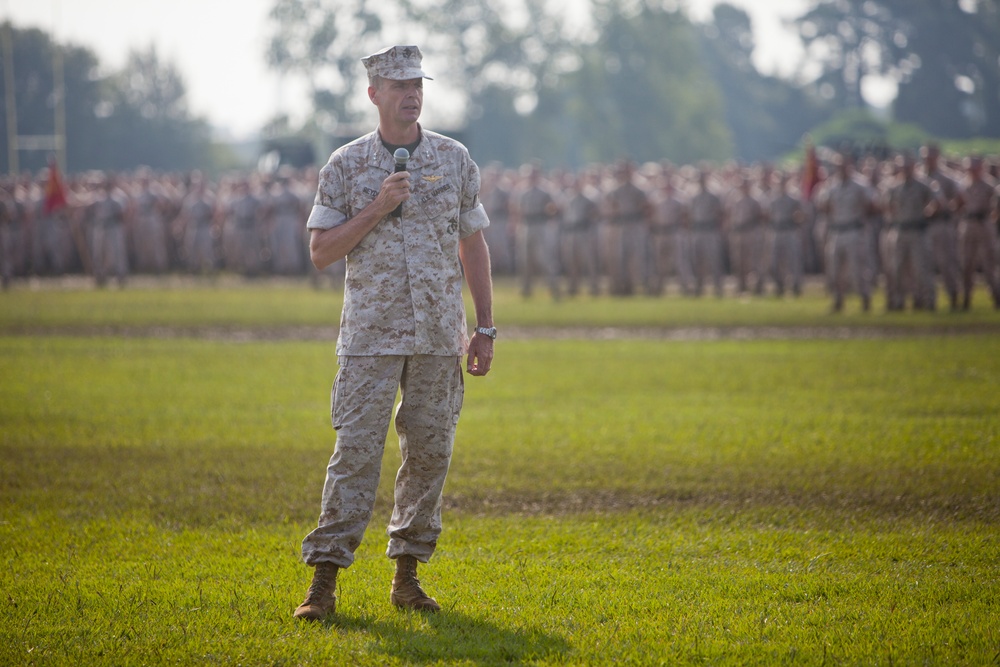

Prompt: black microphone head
xmin=394 ymin=147 xmax=410 ymax=168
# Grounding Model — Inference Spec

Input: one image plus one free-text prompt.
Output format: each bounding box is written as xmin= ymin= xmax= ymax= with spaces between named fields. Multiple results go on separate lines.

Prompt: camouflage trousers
xmin=884 ymin=228 xmax=932 ymax=310
xmin=91 ymin=223 xmax=128 ymax=287
xmin=517 ymin=222 xmax=560 ymax=298
xmin=769 ymin=228 xmax=803 ymax=296
xmin=825 ymin=228 xmax=870 ymax=306
xmin=727 ymin=226 xmax=767 ymax=295
xmin=301 ymin=354 xmax=465 ymax=568
xmin=690 ymin=229 xmax=723 ymax=297
xmin=958 ymin=219 xmax=1000 ymax=304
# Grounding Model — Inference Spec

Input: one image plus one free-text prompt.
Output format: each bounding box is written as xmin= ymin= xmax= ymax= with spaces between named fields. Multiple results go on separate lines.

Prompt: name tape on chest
xmin=420 ymin=183 xmax=454 ymax=203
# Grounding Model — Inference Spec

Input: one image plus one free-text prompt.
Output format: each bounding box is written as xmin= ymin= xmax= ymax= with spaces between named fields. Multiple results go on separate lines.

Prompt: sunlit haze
xmin=5 ymin=0 xmax=896 ymax=140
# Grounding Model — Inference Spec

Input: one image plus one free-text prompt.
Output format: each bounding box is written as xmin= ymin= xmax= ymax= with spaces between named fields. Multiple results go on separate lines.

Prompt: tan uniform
xmin=223 ymin=191 xmax=263 ymax=277
xmin=820 ymin=177 xmax=872 ymax=310
xmin=649 ymin=191 xmax=691 ymax=295
xmin=885 ymin=177 xmax=935 ymax=310
xmin=181 ymin=190 xmax=217 ymax=274
xmin=132 ymin=185 xmax=170 ymax=274
xmin=689 ymin=189 xmax=725 ymax=297
xmin=767 ymin=191 xmax=804 ymax=296
xmin=481 ymin=178 xmax=514 ymax=275
xmin=925 ymin=169 xmax=961 ymax=309
xmin=0 ymin=192 xmax=20 ymax=288
xmin=268 ymin=184 xmax=307 ymax=275
xmin=87 ymin=191 xmax=129 ymax=287
xmin=958 ymin=178 xmax=1000 ymax=308
xmin=604 ymin=180 xmax=650 ymax=296
xmin=560 ymin=187 xmax=601 ymax=296
xmin=727 ymin=189 xmax=766 ymax=295
xmin=514 ymin=183 xmax=561 ymax=299
xmin=301 ymin=128 xmax=489 ymax=568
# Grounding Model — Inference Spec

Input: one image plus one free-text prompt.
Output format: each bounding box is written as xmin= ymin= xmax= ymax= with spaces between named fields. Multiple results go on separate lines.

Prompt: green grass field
xmin=1 ymin=279 xmax=999 ymax=665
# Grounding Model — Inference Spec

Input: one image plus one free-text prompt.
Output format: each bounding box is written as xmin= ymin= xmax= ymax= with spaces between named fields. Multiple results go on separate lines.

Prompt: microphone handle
xmin=391 ymin=161 xmax=407 ymax=218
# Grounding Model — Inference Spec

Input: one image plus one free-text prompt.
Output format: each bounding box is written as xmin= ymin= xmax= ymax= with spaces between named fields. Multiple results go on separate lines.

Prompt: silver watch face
xmin=477 ymin=326 xmax=497 ymax=339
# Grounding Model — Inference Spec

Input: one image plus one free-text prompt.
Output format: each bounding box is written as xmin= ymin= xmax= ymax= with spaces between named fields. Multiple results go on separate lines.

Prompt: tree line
xmin=2 ymin=0 xmax=999 ymax=174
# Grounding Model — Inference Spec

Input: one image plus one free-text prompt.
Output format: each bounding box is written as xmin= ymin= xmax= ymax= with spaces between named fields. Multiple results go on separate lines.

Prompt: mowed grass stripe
xmin=2 ymin=334 xmax=999 ymax=664
xmin=2 ymin=336 xmax=996 ymax=524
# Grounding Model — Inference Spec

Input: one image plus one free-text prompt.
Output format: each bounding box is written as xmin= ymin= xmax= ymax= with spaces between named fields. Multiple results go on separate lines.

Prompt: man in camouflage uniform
xmin=559 ymin=170 xmax=601 ymax=297
xmin=85 ymin=175 xmax=131 ymax=288
xmin=649 ymin=171 xmax=690 ymax=296
xmin=922 ymin=145 xmax=962 ymax=311
xmin=956 ymin=156 xmax=1000 ymax=309
xmin=512 ymin=162 xmax=561 ymax=299
xmin=766 ymin=170 xmax=805 ymax=298
xmin=295 ymin=45 xmax=495 ymax=621
xmin=603 ymin=160 xmax=652 ymax=296
xmin=817 ymin=155 xmax=873 ymax=313
xmin=884 ymin=154 xmax=937 ymax=311
xmin=178 ymin=174 xmax=218 ymax=275
xmin=726 ymin=173 xmax=766 ymax=296
xmin=266 ymin=172 xmax=308 ymax=275
xmin=222 ymin=178 xmax=264 ymax=277
xmin=688 ymin=167 xmax=725 ymax=297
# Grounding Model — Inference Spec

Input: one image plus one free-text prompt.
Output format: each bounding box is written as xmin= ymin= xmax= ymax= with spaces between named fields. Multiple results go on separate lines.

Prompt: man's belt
xmin=829 ymin=221 xmax=862 ymax=232
xmin=773 ymin=220 xmax=798 ymax=231
xmin=896 ymin=219 xmax=928 ymax=232
xmin=692 ymin=221 xmax=719 ymax=232
xmin=966 ymin=210 xmax=989 ymax=222
xmin=609 ymin=213 xmax=644 ymax=225
xmin=523 ymin=213 xmax=551 ymax=225
xmin=649 ymin=226 xmax=678 ymax=235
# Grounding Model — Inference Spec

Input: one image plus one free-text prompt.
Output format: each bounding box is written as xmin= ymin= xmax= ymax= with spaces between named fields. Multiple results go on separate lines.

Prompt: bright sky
xmin=4 ymin=0 xmax=870 ymax=140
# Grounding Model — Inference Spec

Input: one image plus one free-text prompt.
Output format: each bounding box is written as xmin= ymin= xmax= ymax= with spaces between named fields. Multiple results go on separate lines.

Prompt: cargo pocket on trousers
xmin=330 ymin=356 xmax=350 ymax=430
xmin=451 ymin=357 xmax=465 ymax=428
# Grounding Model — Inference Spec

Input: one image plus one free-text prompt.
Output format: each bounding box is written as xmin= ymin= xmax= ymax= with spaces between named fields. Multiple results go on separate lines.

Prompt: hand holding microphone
xmin=391 ymin=147 xmax=409 ymax=218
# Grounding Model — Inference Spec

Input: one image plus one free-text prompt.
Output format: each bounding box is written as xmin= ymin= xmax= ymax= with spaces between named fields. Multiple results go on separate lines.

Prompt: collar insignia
xmin=422 ymin=175 xmax=444 ymax=183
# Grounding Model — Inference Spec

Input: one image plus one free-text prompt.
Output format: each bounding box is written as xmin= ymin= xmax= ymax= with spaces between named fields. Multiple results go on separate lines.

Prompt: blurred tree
xmin=553 ymin=0 xmax=732 ymax=165
xmin=0 ymin=25 xmax=214 ymax=173
xmin=266 ymin=0 xmax=387 ymax=133
xmin=891 ymin=0 xmax=1000 ymax=138
xmin=792 ymin=0 xmax=1000 ymax=138
xmin=700 ymin=3 xmax=833 ymax=162
xmin=94 ymin=46 xmax=212 ymax=170
xmin=0 ymin=23 xmax=101 ymax=173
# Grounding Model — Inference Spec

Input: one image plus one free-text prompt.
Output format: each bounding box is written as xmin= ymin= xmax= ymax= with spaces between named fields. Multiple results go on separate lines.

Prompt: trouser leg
xmin=301 ymin=355 xmax=402 ymax=567
xmin=386 ymin=355 xmax=464 ymax=563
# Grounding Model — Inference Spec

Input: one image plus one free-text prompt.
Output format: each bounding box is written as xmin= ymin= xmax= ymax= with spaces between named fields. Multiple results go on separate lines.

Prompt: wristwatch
xmin=475 ymin=326 xmax=497 ymax=340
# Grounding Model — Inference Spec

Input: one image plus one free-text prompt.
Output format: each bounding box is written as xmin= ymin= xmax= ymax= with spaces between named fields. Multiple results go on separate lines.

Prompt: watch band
xmin=475 ymin=326 xmax=497 ymax=340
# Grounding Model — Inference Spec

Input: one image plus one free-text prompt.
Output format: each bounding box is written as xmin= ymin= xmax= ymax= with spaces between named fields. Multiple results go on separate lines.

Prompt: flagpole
xmin=2 ymin=14 xmax=18 ymax=175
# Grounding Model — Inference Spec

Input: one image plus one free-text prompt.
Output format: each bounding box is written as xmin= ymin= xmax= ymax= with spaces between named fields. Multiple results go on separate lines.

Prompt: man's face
xmin=371 ymin=77 xmax=423 ymax=125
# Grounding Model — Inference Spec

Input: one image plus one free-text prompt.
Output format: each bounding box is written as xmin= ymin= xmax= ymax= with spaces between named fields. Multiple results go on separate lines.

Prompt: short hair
xmin=368 ymin=73 xmax=382 ymax=89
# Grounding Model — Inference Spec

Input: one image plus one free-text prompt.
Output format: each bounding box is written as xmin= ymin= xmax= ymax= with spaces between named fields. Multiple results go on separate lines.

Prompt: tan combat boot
xmin=390 ymin=555 xmax=441 ymax=612
xmin=293 ymin=562 xmax=338 ymax=620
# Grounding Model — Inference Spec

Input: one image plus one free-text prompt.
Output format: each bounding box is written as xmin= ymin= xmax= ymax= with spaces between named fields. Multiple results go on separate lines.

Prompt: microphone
xmin=391 ymin=147 xmax=409 ymax=217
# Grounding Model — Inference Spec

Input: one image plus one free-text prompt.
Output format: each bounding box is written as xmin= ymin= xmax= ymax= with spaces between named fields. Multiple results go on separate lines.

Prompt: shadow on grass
xmin=328 ymin=609 xmax=570 ymax=664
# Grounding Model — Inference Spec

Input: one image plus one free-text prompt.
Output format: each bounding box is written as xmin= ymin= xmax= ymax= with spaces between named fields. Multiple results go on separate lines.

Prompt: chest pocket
xmin=348 ymin=178 xmax=381 ymax=218
xmin=416 ymin=177 xmax=460 ymax=226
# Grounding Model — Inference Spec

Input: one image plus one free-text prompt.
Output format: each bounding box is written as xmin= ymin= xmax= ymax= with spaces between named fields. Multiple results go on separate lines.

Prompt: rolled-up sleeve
xmin=306 ymin=160 xmax=350 ymax=231
xmin=458 ymin=156 xmax=490 ymax=238
xmin=459 ymin=203 xmax=489 ymax=238
xmin=306 ymin=204 xmax=347 ymax=231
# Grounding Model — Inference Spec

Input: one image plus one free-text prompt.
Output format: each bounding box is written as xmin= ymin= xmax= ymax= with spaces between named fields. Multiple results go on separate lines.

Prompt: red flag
xmin=43 ymin=159 xmax=68 ymax=214
xmin=801 ymin=141 xmax=822 ymax=202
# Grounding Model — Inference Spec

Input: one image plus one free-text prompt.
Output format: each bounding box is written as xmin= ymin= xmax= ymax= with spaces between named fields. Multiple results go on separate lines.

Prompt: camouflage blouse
xmin=307 ymin=128 xmax=489 ymax=356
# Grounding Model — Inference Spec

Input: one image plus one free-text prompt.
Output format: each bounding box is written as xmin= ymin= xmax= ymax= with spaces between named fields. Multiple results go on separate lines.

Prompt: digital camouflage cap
xmin=362 ymin=45 xmax=433 ymax=81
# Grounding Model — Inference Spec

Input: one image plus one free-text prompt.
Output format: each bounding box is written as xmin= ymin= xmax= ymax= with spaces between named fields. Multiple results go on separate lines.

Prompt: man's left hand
xmin=466 ymin=334 xmax=493 ymax=376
